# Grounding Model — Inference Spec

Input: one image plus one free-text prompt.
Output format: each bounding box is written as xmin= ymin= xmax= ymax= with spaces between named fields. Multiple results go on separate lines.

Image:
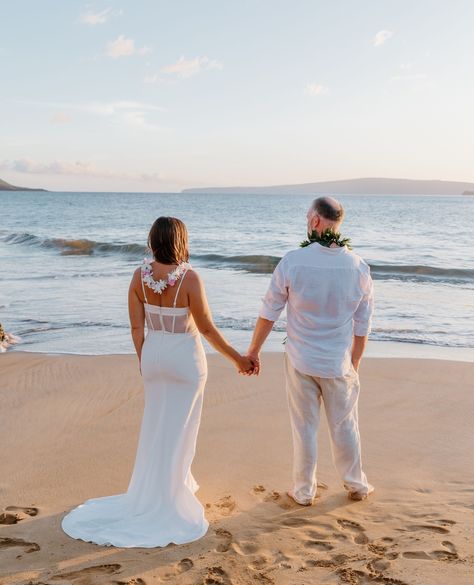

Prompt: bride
xmin=62 ymin=216 xmax=255 ymax=547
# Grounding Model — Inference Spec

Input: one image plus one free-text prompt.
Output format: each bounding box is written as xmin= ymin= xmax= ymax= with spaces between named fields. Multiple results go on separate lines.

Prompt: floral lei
xmin=300 ymin=228 xmax=352 ymax=250
xmin=141 ymin=258 xmax=192 ymax=294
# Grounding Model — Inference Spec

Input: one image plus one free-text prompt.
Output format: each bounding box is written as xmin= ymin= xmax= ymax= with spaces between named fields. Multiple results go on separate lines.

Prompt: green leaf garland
xmin=300 ymin=228 xmax=352 ymax=250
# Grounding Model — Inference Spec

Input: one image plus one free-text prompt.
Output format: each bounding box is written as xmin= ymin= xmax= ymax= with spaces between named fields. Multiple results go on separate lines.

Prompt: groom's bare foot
xmin=287 ymin=489 xmax=313 ymax=506
xmin=348 ymin=486 xmax=375 ymax=501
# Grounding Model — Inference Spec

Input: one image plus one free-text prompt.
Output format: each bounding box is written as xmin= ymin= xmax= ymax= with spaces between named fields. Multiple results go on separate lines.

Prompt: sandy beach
xmin=1 ymin=351 xmax=473 ymax=585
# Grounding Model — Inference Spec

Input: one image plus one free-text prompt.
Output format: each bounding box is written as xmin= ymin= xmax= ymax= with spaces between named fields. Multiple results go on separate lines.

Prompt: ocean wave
xmin=369 ymin=263 xmax=474 ymax=282
xmin=15 ymin=319 xmax=126 ymax=336
xmin=192 ymin=253 xmax=281 ymax=273
xmin=193 ymin=254 xmax=474 ymax=283
xmin=3 ymin=232 xmax=145 ymax=256
xmin=3 ymin=231 xmax=473 ymax=283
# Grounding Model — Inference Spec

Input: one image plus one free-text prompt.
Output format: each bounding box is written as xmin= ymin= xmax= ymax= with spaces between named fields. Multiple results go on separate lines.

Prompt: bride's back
xmin=139 ymin=261 xmax=198 ymax=335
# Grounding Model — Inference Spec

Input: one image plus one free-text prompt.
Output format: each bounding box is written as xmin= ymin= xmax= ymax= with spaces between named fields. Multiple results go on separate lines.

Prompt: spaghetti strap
xmin=172 ymin=269 xmax=189 ymax=333
xmin=173 ymin=269 xmax=189 ymax=308
xmin=140 ymin=266 xmax=155 ymax=332
xmin=140 ymin=266 xmax=149 ymax=304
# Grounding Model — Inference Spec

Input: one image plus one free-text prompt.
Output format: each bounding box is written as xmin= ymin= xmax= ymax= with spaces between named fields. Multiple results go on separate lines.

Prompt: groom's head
xmin=306 ymin=196 xmax=345 ymax=236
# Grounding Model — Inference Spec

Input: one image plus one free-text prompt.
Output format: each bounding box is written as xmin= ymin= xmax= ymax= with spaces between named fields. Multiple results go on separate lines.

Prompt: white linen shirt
xmin=260 ymin=243 xmax=374 ymax=378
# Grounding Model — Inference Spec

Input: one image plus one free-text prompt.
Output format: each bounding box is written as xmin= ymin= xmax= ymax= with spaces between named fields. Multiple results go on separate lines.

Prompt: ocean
xmin=1 ymin=191 xmax=473 ymax=356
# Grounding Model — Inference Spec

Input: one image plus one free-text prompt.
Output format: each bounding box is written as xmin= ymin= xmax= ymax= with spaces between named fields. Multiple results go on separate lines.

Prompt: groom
xmin=247 ymin=196 xmax=374 ymax=504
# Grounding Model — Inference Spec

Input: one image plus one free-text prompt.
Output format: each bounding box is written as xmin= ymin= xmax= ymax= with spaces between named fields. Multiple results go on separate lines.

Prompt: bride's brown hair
xmin=147 ymin=217 xmax=189 ymax=264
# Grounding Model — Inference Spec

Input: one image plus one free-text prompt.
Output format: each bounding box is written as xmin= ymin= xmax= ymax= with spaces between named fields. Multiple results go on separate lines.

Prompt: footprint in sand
xmin=337 ymin=519 xmax=369 ymax=545
xmin=231 ymin=540 xmax=259 ymax=556
xmin=431 ymin=519 xmax=456 ymax=527
xmin=177 ymin=558 xmax=194 ymax=573
xmin=253 ymin=488 xmax=295 ymax=510
xmin=367 ymin=558 xmax=391 ymax=573
xmin=215 ymin=528 xmax=233 ymax=552
xmin=307 ymin=529 xmax=331 ymax=540
xmin=266 ymin=491 xmax=300 ymax=510
xmin=402 ymin=524 xmax=450 ymax=534
xmin=280 ymin=516 xmax=312 ymax=527
xmin=5 ymin=505 xmax=39 ymax=516
xmin=304 ymin=540 xmax=334 ymax=551
xmin=402 ymin=551 xmax=432 ymax=560
xmin=306 ymin=558 xmax=338 ymax=568
xmin=367 ymin=543 xmax=388 ymax=555
xmin=337 ymin=567 xmax=409 ymax=585
xmin=264 ymin=490 xmax=281 ymax=503
xmin=402 ymin=540 xmax=459 ymax=562
xmin=0 ymin=513 xmax=20 ymax=525
xmin=0 ymin=505 xmax=39 ymax=525
xmin=253 ymin=573 xmax=274 ymax=584
xmin=214 ymin=496 xmax=236 ymax=516
xmin=163 ymin=558 xmax=195 ymax=580
xmin=50 ymin=564 xmax=122 ymax=581
xmin=0 ymin=537 xmax=40 ymax=553
xmin=199 ymin=565 xmax=232 ymax=585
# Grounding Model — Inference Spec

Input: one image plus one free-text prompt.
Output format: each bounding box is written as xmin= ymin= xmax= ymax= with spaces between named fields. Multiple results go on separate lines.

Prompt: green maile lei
xmin=300 ymin=228 xmax=352 ymax=250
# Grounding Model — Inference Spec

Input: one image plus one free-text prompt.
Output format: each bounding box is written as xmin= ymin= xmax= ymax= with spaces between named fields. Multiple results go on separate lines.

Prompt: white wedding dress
xmin=61 ymin=267 xmax=209 ymax=547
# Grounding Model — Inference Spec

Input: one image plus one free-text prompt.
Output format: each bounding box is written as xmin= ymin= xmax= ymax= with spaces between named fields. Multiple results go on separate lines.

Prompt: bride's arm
xmin=187 ymin=271 xmax=253 ymax=373
xmin=128 ymin=269 xmax=145 ymax=366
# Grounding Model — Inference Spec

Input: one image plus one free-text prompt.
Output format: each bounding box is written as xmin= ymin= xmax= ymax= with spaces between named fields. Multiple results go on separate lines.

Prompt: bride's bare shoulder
xmin=130 ymin=266 xmax=142 ymax=287
xmin=185 ymin=269 xmax=204 ymax=290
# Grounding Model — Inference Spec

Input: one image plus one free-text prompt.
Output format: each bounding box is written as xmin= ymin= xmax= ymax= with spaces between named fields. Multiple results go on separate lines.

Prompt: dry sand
xmin=0 ymin=351 xmax=473 ymax=585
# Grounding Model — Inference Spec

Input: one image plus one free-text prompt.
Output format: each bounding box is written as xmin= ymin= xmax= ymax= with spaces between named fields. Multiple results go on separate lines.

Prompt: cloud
xmin=0 ymin=158 xmax=116 ymax=178
xmin=0 ymin=158 xmax=170 ymax=184
xmin=79 ymin=100 xmax=163 ymax=116
xmin=51 ymin=112 xmax=72 ymax=124
xmin=80 ymin=7 xmax=112 ymax=25
xmin=85 ymin=101 xmax=163 ymax=129
xmin=161 ymin=56 xmax=223 ymax=78
xmin=390 ymin=74 xmax=429 ymax=82
xmin=17 ymin=99 xmax=164 ymax=131
xmin=305 ymin=83 xmax=329 ymax=96
xmin=106 ymin=35 xmax=151 ymax=58
xmin=373 ymin=30 xmax=393 ymax=47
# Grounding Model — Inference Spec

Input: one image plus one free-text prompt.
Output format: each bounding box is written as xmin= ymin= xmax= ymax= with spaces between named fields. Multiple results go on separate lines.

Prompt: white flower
xmin=141 ymin=260 xmax=192 ymax=295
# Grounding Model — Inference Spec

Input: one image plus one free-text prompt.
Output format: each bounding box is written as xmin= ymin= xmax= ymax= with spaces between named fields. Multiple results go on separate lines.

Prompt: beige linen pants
xmin=284 ymin=353 xmax=372 ymax=503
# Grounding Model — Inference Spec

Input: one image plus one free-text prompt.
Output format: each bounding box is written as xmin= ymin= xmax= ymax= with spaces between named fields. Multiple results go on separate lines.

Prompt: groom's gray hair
xmin=312 ymin=196 xmax=345 ymax=223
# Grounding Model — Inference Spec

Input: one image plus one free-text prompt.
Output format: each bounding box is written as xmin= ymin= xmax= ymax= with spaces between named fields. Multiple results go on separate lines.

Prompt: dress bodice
xmin=141 ymin=263 xmax=196 ymax=334
xmin=143 ymin=303 xmax=197 ymax=334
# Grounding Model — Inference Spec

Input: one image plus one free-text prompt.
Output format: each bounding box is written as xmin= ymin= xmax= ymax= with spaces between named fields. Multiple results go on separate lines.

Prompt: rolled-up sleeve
xmin=353 ymin=266 xmax=374 ymax=336
xmin=259 ymin=257 xmax=289 ymax=322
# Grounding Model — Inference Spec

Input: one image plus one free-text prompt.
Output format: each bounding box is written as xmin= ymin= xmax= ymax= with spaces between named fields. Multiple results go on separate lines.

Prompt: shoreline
xmin=5 ymin=339 xmax=474 ymax=363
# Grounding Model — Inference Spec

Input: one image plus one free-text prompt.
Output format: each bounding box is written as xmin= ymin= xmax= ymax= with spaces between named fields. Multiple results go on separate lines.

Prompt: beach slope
xmin=0 ymin=352 xmax=473 ymax=584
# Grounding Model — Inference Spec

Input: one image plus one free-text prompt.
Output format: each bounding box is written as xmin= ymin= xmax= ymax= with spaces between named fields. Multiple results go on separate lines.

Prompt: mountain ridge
xmin=182 ymin=177 xmax=474 ymax=195
xmin=0 ymin=178 xmax=47 ymax=191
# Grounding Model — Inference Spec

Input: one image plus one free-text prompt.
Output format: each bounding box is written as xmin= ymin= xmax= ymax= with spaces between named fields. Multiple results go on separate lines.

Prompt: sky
xmin=1 ymin=0 xmax=474 ymax=192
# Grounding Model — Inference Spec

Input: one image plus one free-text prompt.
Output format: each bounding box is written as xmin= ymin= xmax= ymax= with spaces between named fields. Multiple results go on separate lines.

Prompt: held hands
xmin=234 ymin=352 xmax=261 ymax=376
xmin=235 ymin=348 xmax=261 ymax=376
xmin=235 ymin=354 xmax=257 ymax=375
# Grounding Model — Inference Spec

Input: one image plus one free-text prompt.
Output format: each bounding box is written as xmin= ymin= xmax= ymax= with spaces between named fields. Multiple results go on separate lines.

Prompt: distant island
xmin=0 ymin=178 xmax=47 ymax=191
xmin=183 ymin=177 xmax=474 ymax=195
xmin=463 ymin=190 xmax=474 ymax=195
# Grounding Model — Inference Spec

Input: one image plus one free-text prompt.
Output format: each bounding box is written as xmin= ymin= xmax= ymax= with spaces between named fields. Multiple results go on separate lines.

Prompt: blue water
xmin=0 ymin=191 xmax=473 ymax=354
